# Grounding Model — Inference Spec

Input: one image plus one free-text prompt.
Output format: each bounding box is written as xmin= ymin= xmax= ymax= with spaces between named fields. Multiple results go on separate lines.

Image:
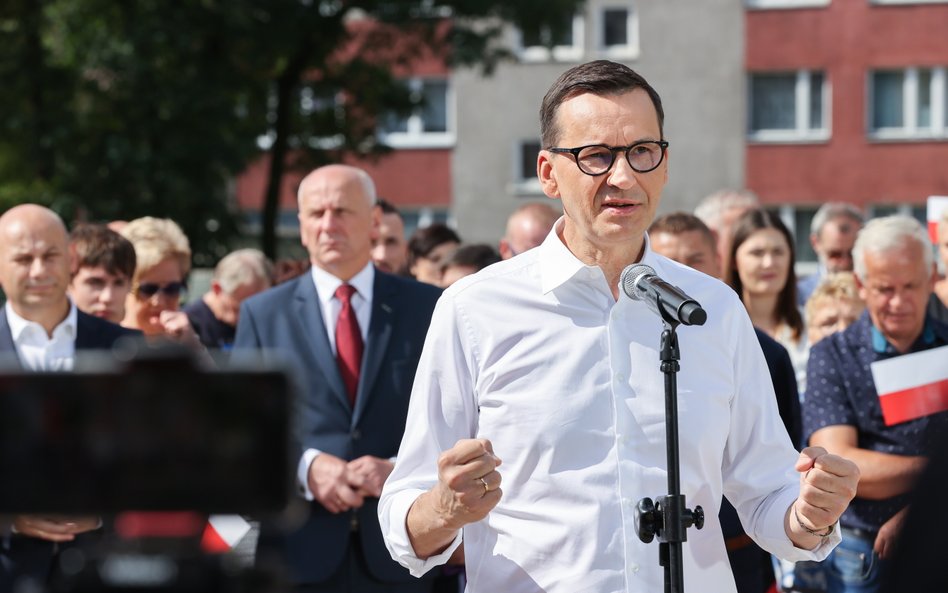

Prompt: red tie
xmin=335 ymin=284 xmax=363 ymax=407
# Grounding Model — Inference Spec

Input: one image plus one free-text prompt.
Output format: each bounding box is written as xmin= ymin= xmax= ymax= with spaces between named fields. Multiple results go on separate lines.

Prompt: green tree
xmin=0 ymin=0 xmax=583 ymax=262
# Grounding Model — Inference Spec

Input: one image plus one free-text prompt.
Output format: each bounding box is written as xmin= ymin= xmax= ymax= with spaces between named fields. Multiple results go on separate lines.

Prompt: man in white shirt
xmin=379 ymin=60 xmax=859 ymax=593
xmin=0 ymin=204 xmax=137 ymax=591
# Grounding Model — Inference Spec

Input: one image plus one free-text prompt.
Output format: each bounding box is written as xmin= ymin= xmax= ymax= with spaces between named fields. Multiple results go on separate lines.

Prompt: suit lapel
xmin=353 ymin=272 xmax=395 ymax=426
xmin=293 ymin=277 xmax=350 ymax=411
xmin=0 ymin=310 xmax=21 ymax=368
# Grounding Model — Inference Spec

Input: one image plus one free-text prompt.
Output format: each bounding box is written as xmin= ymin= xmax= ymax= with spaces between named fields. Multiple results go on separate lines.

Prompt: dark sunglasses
xmin=135 ymin=281 xmax=187 ymax=299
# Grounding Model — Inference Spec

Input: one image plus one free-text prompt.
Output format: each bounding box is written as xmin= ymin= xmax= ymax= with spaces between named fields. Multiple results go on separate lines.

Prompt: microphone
xmin=620 ymin=264 xmax=707 ymax=326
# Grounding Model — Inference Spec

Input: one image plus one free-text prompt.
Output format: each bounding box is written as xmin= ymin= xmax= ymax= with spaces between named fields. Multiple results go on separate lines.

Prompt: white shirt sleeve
xmin=379 ymin=294 xmax=479 ymax=576
xmin=297 ymin=448 xmax=321 ymax=500
xmin=720 ymin=301 xmax=840 ymax=561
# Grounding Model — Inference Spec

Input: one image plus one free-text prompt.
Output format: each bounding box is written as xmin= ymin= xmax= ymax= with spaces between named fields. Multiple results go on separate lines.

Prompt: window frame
xmin=594 ymin=3 xmax=640 ymax=59
xmin=509 ymin=139 xmax=544 ymax=196
xmin=745 ymin=0 xmax=830 ymax=8
xmin=867 ymin=66 xmax=948 ymax=141
xmin=378 ymin=77 xmax=455 ymax=149
xmin=515 ymin=13 xmax=585 ymax=63
xmin=748 ymin=69 xmax=832 ymax=143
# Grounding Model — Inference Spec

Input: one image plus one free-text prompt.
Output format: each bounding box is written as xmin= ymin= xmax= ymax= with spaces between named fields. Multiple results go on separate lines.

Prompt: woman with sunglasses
xmin=119 ymin=217 xmax=201 ymax=346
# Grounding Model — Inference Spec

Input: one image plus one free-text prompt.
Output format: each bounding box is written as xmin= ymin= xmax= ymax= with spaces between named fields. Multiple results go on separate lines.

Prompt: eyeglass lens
xmin=138 ymin=282 xmax=185 ymax=298
xmin=577 ymin=142 xmax=664 ymax=175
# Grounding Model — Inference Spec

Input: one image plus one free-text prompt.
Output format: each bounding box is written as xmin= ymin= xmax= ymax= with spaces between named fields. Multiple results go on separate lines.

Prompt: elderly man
xmin=498 ymin=202 xmax=560 ymax=260
xmin=797 ymin=202 xmax=865 ymax=306
xmin=380 ymin=60 xmax=858 ymax=593
xmin=0 ymin=204 xmax=137 ymax=591
xmin=234 ymin=165 xmax=441 ymax=592
xmin=804 ymin=215 xmax=948 ymax=593
xmin=184 ymin=248 xmax=273 ymax=350
xmin=694 ymin=189 xmax=760 ymax=265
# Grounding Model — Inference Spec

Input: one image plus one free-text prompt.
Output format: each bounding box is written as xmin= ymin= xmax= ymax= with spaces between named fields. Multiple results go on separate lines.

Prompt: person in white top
xmin=378 ymin=60 xmax=859 ymax=593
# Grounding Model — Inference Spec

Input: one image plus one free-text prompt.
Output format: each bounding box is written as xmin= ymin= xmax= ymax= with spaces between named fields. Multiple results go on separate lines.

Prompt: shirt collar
xmin=310 ymin=261 xmax=375 ymax=305
xmin=870 ymin=316 xmax=938 ymax=354
xmin=538 ymin=217 xmax=656 ymax=295
xmin=5 ymin=299 xmax=78 ymax=342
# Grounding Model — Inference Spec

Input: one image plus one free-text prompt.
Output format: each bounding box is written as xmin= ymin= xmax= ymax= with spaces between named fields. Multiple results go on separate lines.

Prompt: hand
xmin=346 ymin=456 xmax=394 ymax=498
xmin=158 ymin=310 xmax=200 ymax=345
xmin=790 ymin=447 xmax=859 ymax=543
xmin=874 ymin=506 xmax=908 ymax=559
xmin=431 ymin=439 xmax=502 ymax=531
xmin=308 ymin=452 xmax=364 ymax=514
xmin=12 ymin=515 xmax=100 ymax=543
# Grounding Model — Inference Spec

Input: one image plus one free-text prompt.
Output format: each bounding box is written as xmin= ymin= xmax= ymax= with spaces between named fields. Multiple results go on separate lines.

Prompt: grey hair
xmin=296 ymin=164 xmax=378 ymax=207
xmin=214 ymin=248 xmax=275 ymax=294
xmin=694 ymin=189 xmax=759 ymax=231
xmin=853 ymin=215 xmax=933 ymax=281
xmin=809 ymin=202 xmax=865 ymax=238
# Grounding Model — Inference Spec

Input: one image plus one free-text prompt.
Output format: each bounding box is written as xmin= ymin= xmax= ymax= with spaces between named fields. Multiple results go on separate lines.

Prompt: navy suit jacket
xmin=234 ymin=269 xmax=441 ymax=585
xmin=0 ymin=307 xmax=140 ymax=591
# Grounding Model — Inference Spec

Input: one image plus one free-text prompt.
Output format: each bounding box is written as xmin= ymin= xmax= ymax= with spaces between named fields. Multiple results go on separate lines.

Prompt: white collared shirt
xmin=5 ymin=301 xmax=78 ymax=371
xmin=309 ymin=262 xmax=374 ymax=352
xmin=298 ymin=262 xmax=375 ymax=497
xmin=379 ymin=220 xmax=838 ymax=593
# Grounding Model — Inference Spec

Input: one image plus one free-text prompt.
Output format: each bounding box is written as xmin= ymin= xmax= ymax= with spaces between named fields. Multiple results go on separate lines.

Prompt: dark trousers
xmin=295 ymin=534 xmax=432 ymax=593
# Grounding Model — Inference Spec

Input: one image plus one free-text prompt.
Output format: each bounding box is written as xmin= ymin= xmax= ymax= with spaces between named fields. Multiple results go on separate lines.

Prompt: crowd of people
xmin=1 ymin=58 xmax=947 ymax=593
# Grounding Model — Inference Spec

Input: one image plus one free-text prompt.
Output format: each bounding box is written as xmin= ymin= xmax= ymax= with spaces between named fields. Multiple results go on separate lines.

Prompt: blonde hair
xmin=805 ymin=272 xmax=864 ymax=322
xmin=120 ymin=217 xmax=192 ymax=282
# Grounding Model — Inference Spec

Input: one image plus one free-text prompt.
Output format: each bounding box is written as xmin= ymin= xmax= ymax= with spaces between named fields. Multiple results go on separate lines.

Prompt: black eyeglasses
xmin=135 ymin=281 xmax=187 ymax=299
xmin=547 ymin=140 xmax=669 ymax=176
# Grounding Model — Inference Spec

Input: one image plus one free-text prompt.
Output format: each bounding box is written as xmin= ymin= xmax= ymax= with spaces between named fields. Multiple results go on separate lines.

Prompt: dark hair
xmin=68 ymin=223 xmax=137 ymax=280
xmin=407 ymin=223 xmax=461 ymax=267
xmin=441 ymin=244 xmax=501 ymax=274
xmin=540 ymin=60 xmax=665 ymax=148
xmin=725 ymin=209 xmax=804 ymax=340
xmin=376 ymin=198 xmax=402 ymax=218
xmin=649 ymin=212 xmax=715 ymax=249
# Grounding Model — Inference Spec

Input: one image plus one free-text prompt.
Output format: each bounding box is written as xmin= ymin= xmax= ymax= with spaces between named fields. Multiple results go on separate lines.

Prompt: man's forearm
xmin=830 ymin=446 xmax=924 ymax=500
xmin=406 ymin=490 xmax=461 ymax=559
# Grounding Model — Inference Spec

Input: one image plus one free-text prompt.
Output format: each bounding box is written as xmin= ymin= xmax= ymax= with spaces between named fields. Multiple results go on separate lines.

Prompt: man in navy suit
xmin=0 ymin=204 xmax=139 ymax=592
xmin=235 ymin=165 xmax=441 ymax=592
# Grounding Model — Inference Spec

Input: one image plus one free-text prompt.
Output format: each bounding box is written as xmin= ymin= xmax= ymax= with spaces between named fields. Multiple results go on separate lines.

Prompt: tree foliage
xmin=0 ymin=0 xmax=584 ymax=262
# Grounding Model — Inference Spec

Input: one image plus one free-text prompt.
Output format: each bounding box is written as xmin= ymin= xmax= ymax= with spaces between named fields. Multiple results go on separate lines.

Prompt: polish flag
xmin=871 ymin=345 xmax=948 ymax=426
xmin=927 ymin=196 xmax=948 ymax=244
xmin=201 ymin=515 xmax=252 ymax=554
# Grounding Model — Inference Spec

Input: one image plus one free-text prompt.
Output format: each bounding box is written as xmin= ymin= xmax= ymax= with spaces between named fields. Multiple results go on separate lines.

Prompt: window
xmin=517 ymin=13 xmax=584 ymax=62
xmin=379 ymin=78 xmax=453 ymax=148
xmin=596 ymin=4 xmax=639 ymax=58
xmin=870 ymin=0 xmax=948 ymax=5
xmin=869 ymin=67 xmax=948 ymax=139
xmin=510 ymin=140 xmax=543 ymax=195
xmin=749 ymin=70 xmax=829 ymax=142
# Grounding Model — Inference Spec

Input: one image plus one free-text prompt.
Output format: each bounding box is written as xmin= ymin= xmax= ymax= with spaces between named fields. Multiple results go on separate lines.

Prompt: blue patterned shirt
xmin=803 ymin=311 xmax=948 ymax=532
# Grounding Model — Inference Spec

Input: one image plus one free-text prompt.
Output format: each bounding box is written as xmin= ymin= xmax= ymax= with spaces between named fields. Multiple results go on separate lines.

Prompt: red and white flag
xmin=871 ymin=345 xmax=948 ymax=426
xmin=201 ymin=514 xmax=252 ymax=554
xmin=927 ymin=195 xmax=948 ymax=244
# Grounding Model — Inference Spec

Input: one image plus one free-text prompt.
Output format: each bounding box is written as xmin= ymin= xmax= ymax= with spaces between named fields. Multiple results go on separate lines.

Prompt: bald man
xmin=498 ymin=202 xmax=560 ymax=260
xmin=234 ymin=165 xmax=441 ymax=592
xmin=0 ymin=204 xmax=138 ymax=592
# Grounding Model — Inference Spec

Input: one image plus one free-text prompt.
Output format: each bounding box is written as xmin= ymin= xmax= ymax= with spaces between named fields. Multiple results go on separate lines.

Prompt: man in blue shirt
xmin=804 ymin=215 xmax=948 ymax=593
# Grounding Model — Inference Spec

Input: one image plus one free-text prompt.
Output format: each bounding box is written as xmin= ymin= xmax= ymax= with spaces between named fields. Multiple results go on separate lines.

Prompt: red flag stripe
xmin=201 ymin=524 xmax=232 ymax=554
xmin=879 ymin=379 xmax=948 ymax=426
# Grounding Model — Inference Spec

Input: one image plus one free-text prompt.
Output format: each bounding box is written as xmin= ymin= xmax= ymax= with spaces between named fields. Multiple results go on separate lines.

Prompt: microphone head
xmin=620 ymin=264 xmax=656 ymax=301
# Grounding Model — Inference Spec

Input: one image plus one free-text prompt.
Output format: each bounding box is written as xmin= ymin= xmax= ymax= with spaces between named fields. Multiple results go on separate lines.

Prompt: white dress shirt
xmin=379 ymin=221 xmax=838 ymax=593
xmin=5 ymin=301 xmax=78 ymax=371
xmin=297 ymin=262 xmax=375 ymax=498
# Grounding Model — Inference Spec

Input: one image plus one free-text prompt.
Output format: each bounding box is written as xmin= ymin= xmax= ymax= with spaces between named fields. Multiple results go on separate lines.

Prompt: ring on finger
xmin=478 ymin=477 xmax=490 ymax=494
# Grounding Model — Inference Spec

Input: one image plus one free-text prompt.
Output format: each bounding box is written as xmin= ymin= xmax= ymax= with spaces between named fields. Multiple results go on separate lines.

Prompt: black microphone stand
xmin=634 ymin=304 xmax=705 ymax=593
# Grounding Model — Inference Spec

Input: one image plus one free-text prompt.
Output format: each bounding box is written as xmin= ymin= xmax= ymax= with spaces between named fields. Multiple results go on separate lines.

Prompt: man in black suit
xmin=0 ymin=204 xmax=139 ymax=592
xmin=234 ymin=165 xmax=441 ymax=592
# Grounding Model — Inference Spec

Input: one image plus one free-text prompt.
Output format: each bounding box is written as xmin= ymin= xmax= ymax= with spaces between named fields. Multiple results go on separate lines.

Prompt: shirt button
xmin=630 ymin=563 xmax=639 ymax=574
xmin=615 ymin=372 xmax=625 ymax=383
